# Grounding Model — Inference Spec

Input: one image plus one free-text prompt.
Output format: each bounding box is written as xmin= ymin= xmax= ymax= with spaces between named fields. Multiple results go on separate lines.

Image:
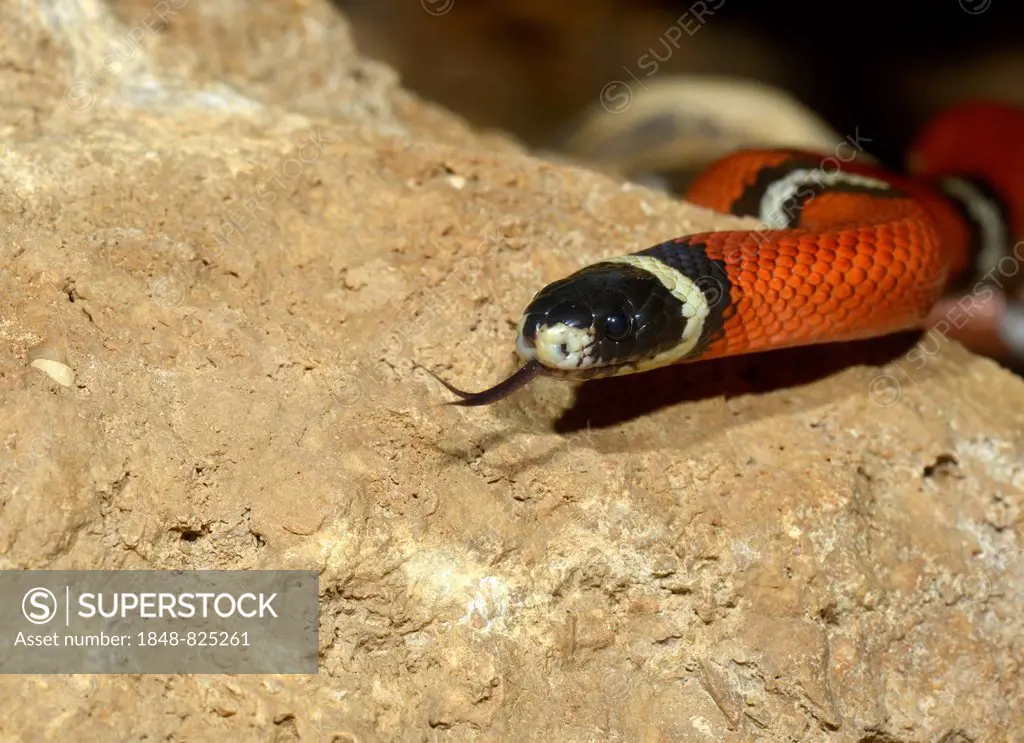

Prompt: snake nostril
xmin=559 ymin=343 xmax=569 ymax=357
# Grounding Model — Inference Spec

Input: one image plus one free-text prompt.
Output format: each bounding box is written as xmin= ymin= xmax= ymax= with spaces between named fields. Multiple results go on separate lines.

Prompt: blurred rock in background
xmin=337 ymin=0 xmax=1023 ymax=188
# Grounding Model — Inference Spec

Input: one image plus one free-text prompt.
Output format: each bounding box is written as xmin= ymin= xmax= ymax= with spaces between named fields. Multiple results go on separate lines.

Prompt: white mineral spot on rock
xmin=955 ymin=436 xmax=1024 ymax=490
xmin=731 ymin=539 xmax=759 ymax=567
xmin=688 ymin=715 xmax=716 ymax=738
xmin=458 ymin=576 xmax=510 ymax=633
xmin=404 ymin=550 xmax=477 ymax=606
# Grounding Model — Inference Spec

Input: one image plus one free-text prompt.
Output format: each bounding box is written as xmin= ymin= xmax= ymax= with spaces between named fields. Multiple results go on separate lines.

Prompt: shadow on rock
xmin=555 ymin=331 xmax=927 ymax=433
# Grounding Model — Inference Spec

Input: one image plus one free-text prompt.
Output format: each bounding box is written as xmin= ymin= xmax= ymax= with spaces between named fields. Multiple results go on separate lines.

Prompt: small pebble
xmin=28 ymin=342 xmax=74 ymax=387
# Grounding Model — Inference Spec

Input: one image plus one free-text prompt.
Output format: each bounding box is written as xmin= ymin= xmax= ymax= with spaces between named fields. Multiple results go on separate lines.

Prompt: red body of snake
xmin=679 ymin=100 xmax=1024 ymax=363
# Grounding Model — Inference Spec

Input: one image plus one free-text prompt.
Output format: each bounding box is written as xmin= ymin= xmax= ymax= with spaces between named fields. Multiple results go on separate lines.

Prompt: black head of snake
xmin=424 ymin=255 xmax=709 ymax=405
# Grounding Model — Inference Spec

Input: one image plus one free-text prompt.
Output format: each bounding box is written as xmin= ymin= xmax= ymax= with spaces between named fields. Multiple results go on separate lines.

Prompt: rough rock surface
xmin=1 ymin=1 xmax=1022 ymax=741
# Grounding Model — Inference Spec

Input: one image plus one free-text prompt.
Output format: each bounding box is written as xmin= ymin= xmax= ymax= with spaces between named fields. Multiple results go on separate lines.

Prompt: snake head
xmin=515 ymin=260 xmax=691 ymax=378
xmin=426 ymin=250 xmax=719 ymax=405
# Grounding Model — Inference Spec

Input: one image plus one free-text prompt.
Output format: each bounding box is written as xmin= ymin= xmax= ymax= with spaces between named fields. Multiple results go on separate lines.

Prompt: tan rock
xmin=0 ymin=1 xmax=1021 ymax=741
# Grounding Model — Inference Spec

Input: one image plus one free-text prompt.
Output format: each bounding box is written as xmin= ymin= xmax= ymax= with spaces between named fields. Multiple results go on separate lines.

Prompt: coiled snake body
xmin=433 ymin=101 xmax=1024 ymax=405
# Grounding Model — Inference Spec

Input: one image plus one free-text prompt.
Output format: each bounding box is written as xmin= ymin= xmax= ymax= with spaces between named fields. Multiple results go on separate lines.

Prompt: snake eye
xmin=604 ymin=309 xmax=632 ymax=341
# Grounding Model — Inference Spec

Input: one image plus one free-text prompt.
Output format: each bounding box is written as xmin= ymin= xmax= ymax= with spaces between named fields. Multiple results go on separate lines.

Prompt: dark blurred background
xmin=337 ymin=0 xmax=1022 ymax=176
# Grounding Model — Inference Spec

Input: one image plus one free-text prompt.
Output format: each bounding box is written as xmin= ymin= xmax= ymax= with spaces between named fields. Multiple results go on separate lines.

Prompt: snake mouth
xmin=515 ymin=319 xmax=537 ymax=361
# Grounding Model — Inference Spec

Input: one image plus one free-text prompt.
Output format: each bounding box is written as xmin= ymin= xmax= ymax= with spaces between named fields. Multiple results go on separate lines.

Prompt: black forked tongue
xmin=418 ymin=360 xmax=543 ymax=406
